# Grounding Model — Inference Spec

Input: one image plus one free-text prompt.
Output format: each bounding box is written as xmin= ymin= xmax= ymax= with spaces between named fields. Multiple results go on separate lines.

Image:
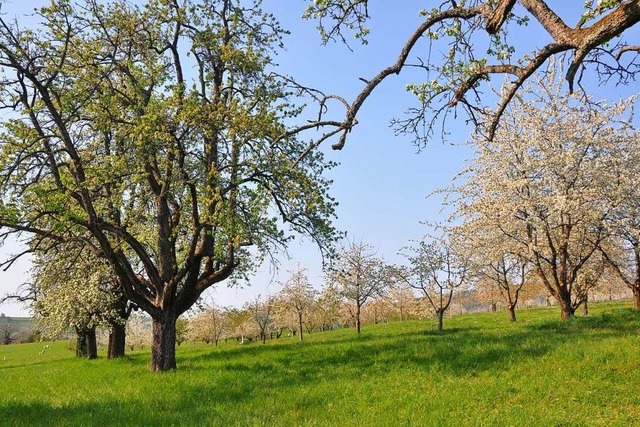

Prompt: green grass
xmin=2 ymin=302 xmax=640 ymax=426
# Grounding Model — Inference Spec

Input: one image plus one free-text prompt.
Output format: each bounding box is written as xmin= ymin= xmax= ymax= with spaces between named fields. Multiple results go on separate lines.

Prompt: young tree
xmin=329 ymin=241 xmax=387 ymax=334
xmin=397 ymin=238 xmax=470 ymax=331
xmin=450 ymin=73 xmax=634 ymax=319
xmin=0 ymin=0 xmax=341 ymax=371
xmin=304 ymin=2 xmax=640 ymax=149
xmin=246 ymin=296 xmax=274 ymax=345
xmin=188 ymin=304 xmax=228 ymax=346
xmin=277 ymin=267 xmax=316 ymax=341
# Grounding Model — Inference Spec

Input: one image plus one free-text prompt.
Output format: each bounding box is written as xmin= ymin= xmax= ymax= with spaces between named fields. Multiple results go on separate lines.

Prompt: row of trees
xmin=2 ymin=1 xmax=640 ymax=370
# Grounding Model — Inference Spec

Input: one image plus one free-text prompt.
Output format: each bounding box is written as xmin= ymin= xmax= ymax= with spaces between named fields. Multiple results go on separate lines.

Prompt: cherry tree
xmin=450 ymin=71 xmax=635 ymax=319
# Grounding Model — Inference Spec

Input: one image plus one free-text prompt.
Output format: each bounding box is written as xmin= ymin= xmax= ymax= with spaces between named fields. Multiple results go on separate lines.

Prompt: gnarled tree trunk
xmin=150 ymin=311 xmax=177 ymax=372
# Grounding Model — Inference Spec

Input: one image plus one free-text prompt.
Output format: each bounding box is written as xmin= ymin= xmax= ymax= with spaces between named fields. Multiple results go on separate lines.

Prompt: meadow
xmin=1 ymin=302 xmax=640 ymax=426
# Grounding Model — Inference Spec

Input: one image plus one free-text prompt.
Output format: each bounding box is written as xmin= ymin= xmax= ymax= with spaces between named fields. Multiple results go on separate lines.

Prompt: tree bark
xmin=582 ymin=300 xmax=589 ymax=316
xmin=507 ymin=304 xmax=517 ymax=322
xmin=108 ymin=322 xmax=127 ymax=359
xmin=86 ymin=326 xmax=98 ymax=360
xmin=356 ymin=303 xmax=361 ymax=334
xmin=557 ymin=287 xmax=575 ymax=320
xmin=298 ymin=312 xmax=304 ymax=342
xmin=75 ymin=329 xmax=88 ymax=358
xmin=150 ymin=311 xmax=177 ymax=372
xmin=633 ymin=287 xmax=640 ymax=310
xmin=437 ymin=310 xmax=444 ymax=332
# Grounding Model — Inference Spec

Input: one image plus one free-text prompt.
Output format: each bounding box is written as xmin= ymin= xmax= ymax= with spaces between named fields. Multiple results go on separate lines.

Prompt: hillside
xmin=1 ymin=301 xmax=639 ymax=426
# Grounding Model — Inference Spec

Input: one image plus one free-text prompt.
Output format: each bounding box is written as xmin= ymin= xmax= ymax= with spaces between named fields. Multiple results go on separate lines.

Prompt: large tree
xmin=0 ymin=0 xmax=340 ymax=371
xmin=450 ymin=73 xmax=634 ymax=320
xmin=304 ymin=1 xmax=640 ymax=148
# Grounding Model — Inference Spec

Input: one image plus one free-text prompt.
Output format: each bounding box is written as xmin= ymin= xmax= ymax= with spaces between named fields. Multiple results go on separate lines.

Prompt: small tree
xmin=277 ymin=267 xmax=317 ymax=341
xmin=397 ymin=237 xmax=470 ymax=331
xmin=328 ymin=241 xmax=387 ymax=334
xmin=247 ymin=296 xmax=274 ymax=345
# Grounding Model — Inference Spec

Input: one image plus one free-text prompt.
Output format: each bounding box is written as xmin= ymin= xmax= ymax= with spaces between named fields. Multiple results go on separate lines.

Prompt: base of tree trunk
xmin=150 ymin=313 xmax=177 ymax=372
xmin=86 ymin=327 xmax=98 ymax=360
xmin=108 ymin=323 xmax=127 ymax=359
xmin=633 ymin=288 xmax=640 ymax=310
xmin=508 ymin=306 xmax=517 ymax=322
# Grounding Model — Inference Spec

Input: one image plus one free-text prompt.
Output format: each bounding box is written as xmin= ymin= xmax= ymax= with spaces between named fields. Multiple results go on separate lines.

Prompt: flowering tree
xmin=396 ymin=237 xmax=470 ymax=331
xmin=276 ymin=267 xmax=317 ymax=341
xmin=450 ymin=72 xmax=635 ymax=319
xmin=0 ymin=0 xmax=342 ymax=371
xmin=328 ymin=241 xmax=387 ymax=334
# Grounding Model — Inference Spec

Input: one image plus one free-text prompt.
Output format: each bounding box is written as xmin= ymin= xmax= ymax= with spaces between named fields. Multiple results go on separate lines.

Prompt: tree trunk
xmin=86 ymin=326 xmax=98 ymax=360
xmin=491 ymin=302 xmax=497 ymax=312
xmin=633 ymin=286 xmax=640 ymax=310
xmin=555 ymin=285 xmax=575 ymax=320
xmin=356 ymin=304 xmax=361 ymax=334
xmin=582 ymin=300 xmax=589 ymax=316
xmin=298 ymin=312 xmax=304 ymax=342
xmin=76 ymin=329 xmax=88 ymax=358
xmin=108 ymin=322 xmax=126 ymax=359
xmin=437 ymin=310 xmax=444 ymax=332
xmin=150 ymin=312 xmax=177 ymax=372
xmin=507 ymin=304 xmax=517 ymax=322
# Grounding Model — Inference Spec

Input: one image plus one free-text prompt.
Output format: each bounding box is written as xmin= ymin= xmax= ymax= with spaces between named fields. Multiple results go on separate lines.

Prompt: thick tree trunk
xmin=86 ymin=327 xmax=98 ymax=360
xmin=508 ymin=304 xmax=517 ymax=322
xmin=108 ymin=322 xmax=126 ymax=359
xmin=554 ymin=285 xmax=575 ymax=320
xmin=76 ymin=330 xmax=88 ymax=358
xmin=298 ymin=312 xmax=304 ymax=342
xmin=633 ymin=286 xmax=640 ymax=310
xmin=150 ymin=312 xmax=177 ymax=372
xmin=437 ymin=310 xmax=444 ymax=332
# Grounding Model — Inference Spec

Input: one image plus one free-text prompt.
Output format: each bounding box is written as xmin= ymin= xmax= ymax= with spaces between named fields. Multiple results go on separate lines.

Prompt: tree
xmin=304 ymin=1 xmax=640 ymax=149
xmin=187 ymin=304 xmax=228 ymax=346
xmin=277 ymin=266 xmax=316 ymax=341
xmin=30 ymin=246 xmax=123 ymax=359
xmin=383 ymin=281 xmax=418 ymax=322
xmin=246 ymin=296 xmax=274 ymax=345
xmin=328 ymin=241 xmax=387 ymax=334
xmin=0 ymin=0 xmax=341 ymax=371
xmin=450 ymin=72 xmax=634 ymax=319
xmin=396 ymin=237 xmax=470 ymax=331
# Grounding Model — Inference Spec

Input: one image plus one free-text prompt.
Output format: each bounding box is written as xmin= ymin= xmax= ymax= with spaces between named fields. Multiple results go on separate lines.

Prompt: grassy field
xmin=1 ymin=302 xmax=640 ymax=426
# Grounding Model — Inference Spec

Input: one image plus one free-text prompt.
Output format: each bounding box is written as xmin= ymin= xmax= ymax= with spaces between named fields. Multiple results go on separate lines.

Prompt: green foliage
xmin=1 ymin=301 xmax=639 ymax=425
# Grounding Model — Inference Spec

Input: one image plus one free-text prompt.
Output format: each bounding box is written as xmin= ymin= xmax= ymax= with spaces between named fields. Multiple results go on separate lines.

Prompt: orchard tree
xmin=450 ymin=72 xmax=634 ymax=320
xmin=188 ymin=304 xmax=228 ymax=346
xmin=31 ymin=246 xmax=122 ymax=359
xmin=305 ymin=1 xmax=640 ymax=148
xmin=396 ymin=237 xmax=470 ymax=331
xmin=328 ymin=241 xmax=387 ymax=334
xmin=246 ymin=295 xmax=274 ymax=345
xmin=0 ymin=0 xmax=342 ymax=371
xmin=277 ymin=266 xmax=316 ymax=341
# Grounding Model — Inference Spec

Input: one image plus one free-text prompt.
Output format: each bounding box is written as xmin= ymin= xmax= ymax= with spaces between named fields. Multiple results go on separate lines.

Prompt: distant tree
xmin=247 ymin=296 xmax=275 ymax=345
xmin=126 ymin=315 xmax=152 ymax=352
xmin=329 ymin=241 xmax=387 ymax=334
xmin=384 ymin=281 xmax=418 ymax=322
xmin=188 ymin=304 xmax=229 ymax=346
xmin=397 ymin=237 xmax=470 ymax=331
xmin=277 ymin=267 xmax=317 ymax=341
xmin=175 ymin=318 xmax=189 ymax=347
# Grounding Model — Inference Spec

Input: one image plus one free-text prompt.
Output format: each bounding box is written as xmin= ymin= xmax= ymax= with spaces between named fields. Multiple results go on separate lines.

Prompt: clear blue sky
xmin=1 ymin=1 xmax=637 ymax=316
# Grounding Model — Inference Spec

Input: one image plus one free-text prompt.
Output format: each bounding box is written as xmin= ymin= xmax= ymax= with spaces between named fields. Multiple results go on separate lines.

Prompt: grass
xmin=1 ymin=302 xmax=640 ymax=426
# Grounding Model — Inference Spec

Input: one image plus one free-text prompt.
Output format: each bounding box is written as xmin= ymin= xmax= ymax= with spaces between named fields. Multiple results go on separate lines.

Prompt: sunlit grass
xmin=2 ymin=301 xmax=639 ymax=426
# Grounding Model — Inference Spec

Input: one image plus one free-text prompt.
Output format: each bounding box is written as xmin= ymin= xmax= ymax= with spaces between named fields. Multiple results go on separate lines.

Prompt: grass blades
xmin=1 ymin=301 xmax=640 ymax=426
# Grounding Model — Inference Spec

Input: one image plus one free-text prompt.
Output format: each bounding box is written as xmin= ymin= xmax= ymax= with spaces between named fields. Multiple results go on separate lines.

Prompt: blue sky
xmin=1 ymin=1 xmax=638 ymax=316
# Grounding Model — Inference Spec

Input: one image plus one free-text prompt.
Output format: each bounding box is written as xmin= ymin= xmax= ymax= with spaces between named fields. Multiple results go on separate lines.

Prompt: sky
xmin=0 ymin=1 xmax=638 ymax=316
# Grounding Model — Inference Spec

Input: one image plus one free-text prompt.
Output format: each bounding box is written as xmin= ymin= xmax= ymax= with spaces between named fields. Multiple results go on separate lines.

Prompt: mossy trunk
xmin=150 ymin=311 xmax=177 ymax=372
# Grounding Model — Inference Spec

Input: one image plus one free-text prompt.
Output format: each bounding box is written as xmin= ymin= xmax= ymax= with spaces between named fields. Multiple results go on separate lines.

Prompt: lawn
xmin=1 ymin=302 xmax=639 ymax=426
